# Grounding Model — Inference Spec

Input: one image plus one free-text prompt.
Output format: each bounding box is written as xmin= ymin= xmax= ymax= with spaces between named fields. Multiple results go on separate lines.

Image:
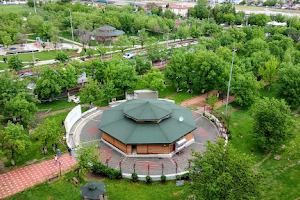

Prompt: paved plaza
xmin=0 ymin=154 xmax=77 ymax=199
xmin=75 ymin=108 xmax=219 ymax=176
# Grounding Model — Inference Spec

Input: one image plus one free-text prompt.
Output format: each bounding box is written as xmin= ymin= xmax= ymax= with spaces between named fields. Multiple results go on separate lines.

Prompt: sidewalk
xmin=0 ymin=153 xmax=77 ymax=199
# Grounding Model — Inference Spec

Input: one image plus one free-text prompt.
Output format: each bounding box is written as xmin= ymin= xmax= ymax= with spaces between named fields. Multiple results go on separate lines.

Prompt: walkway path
xmin=0 ymin=154 xmax=77 ymax=199
xmin=179 ymin=90 xmax=236 ymax=112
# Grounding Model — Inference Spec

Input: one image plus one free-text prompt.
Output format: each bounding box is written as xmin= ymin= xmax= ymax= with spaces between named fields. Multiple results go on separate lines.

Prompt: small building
xmin=91 ymin=25 xmax=125 ymax=44
xmin=99 ymin=99 xmax=196 ymax=155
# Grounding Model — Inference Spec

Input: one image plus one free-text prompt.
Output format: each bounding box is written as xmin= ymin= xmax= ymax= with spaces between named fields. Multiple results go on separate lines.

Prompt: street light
xmin=225 ymin=47 xmax=237 ymax=115
xmin=33 ymin=0 xmax=37 ymax=14
xmin=69 ymin=10 xmax=74 ymax=49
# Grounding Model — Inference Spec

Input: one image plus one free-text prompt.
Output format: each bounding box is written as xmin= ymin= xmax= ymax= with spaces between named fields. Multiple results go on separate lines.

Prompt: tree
xmin=105 ymin=62 xmax=138 ymax=96
xmin=58 ymin=64 xmax=79 ymax=93
xmin=27 ymin=0 xmax=34 ymax=7
xmin=206 ymin=93 xmax=218 ymax=110
xmin=259 ymin=56 xmax=278 ymax=91
xmin=192 ymin=50 xmax=229 ymax=93
xmin=75 ymin=27 xmax=91 ymax=49
xmin=93 ymin=58 xmax=106 ymax=85
xmin=251 ymin=97 xmax=296 ymax=151
xmin=0 ymin=121 xmax=31 ymax=162
xmin=138 ymin=28 xmax=148 ymax=49
xmin=55 ymin=51 xmax=69 ymax=63
xmin=4 ymin=92 xmax=38 ymax=123
xmin=278 ymin=63 xmax=300 ymax=108
xmin=177 ymin=26 xmax=189 ymax=41
xmin=75 ymin=140 xmax=100 ymax=183
xmin=114 ymin=35 xmax=130 ymax=53
xmin=2 ymin=34 xmax=12 ymax=48
xmin=189 ymin=139 xmax=263 ymax=200
xmin=141 ymin=68 xmax=166 ymax=92
xmin=34 ymin=65 xmax=61 ymax=100
xmin=223 ymin=13 xmax=235 ymax=25
xmin=96 ymin=45 xmax=107 ymax=59
xmin=34 ymin=118 xmax=62 ymax=154
xmin=130 ymin=37 xmax=136 ymax=48
xmin=80 ymin=78 xmax=103 ymax=106
xmin=8 ymin=55 xmax=24 ymax=71
xmin=190 ymin=25 xmax=200 ymax=41
xmin=103 ymin=81 xmax=117 ymax=103
xmin=194 ymin=0 xmax=208 ymax=19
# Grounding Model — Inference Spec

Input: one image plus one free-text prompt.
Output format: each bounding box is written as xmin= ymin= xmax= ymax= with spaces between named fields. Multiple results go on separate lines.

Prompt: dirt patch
xmin=255 ymin=152 xmax=272 ymax=167
xmin=84 ymin=171 xmax=105 ymax=181
xmin=0 ymin=157 xmax=9 ymax=173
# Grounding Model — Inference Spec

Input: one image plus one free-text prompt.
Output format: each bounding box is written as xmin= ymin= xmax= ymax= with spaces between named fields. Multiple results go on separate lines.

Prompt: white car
xmin=123 ymin=52 xmax=136 ymax=59
xmin=191 ymin=41 xmax=199 ymax=45
xmin=182 ymin=43 xmax=189 ymax=47
xmin=236 ymin=24 xmax=243 ymax=28
xmin=220 ymin=23 xmax=226 ymax=26
xmin=174 ymin=44 xmax=182 ymax=48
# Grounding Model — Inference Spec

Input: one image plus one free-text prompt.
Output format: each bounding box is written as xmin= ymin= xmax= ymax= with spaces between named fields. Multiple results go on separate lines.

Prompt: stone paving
xmin=76 ymin=109 xmax=219 ymax=176
xmin=0 ymin=154 xmax=77 ymax=199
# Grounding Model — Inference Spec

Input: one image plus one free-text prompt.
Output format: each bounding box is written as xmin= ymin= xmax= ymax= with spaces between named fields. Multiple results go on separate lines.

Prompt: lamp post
xmin=225 ymin=47 xmax=237 ymax=115
xmin=32 ymin=52 xmax=35 ymax=66
xmin=69 ymin=10 xmax=74 ymax=49
xmin=33 ymin=0 xmax=36 ymax=14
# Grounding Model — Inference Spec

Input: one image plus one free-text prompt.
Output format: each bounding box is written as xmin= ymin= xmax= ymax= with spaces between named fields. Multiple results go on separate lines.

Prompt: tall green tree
xmin=58 ymin=64 xmax=79 ymax=93
xmin=34 ymin=66 xmax=61 ymax=100
xmin=258 ymin=56 xmax=278 ymax=91
xmin=114 ymin=35 xmax=130 ymax=53
xmin=251 ymin=97 xmax=296 ymax=151
xmin=194 ymin=0 xmax=208 ymax=19
xmin=80 ymin=78 xmax=103 ymax=106
xmin=190 ymin=25 xmax=200 ymax=40
xmin=141 ymin=68 xmax=166 ymax=92
xmin=177 ymin=26 xmax=189 ymax=41
xmin=75 ymin=140 xmax=100 ymax=183
xmin=105 ymin=62 xmax=138 ymax=96
xmin=0 ymin=121 xmax=31 ymax=161
xmin=103 ymin=81 xmax=117 ymax=103
xmin=34 ymin=118 xmax=62 ymax=151
xmin=8 ymin=55 xmax=24 ymax=71
xmin=278 ymin=63 xmax=300 ymax=108
xmin=189 ymin=139 xmax=263 ymax=200
xmin=138 ymin=28 xmax=148 ymax=49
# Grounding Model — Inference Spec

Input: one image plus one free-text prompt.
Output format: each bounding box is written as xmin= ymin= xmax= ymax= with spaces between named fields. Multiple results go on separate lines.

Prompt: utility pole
xmin=225 ymin=47 xmax=237 ymax=115
xmin=69 ymin=10 xmax=74 ymax=49
xmin=33 ymin=0 xmax=37 ymax=14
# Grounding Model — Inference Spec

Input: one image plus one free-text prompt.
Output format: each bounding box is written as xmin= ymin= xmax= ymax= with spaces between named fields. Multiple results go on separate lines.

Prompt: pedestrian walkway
xmin=0 ymin=153 xmax=77 ymax=199
xmin=179 ymin=90 xmax=236 ymax=112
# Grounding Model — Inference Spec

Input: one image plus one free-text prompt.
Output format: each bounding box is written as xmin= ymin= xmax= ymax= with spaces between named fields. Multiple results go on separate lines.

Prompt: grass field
xmin=235 ymin=5 xmax=267 ymax=11
xmin=215 ymin=83 xmax=300 ymax=199
xmin=0 ymin=5 xmax=33 ymax=14
xmin=37 ymin=98 xmax=77 ymax=112
xmin=6 ymin=171 xmax=190 ymax=200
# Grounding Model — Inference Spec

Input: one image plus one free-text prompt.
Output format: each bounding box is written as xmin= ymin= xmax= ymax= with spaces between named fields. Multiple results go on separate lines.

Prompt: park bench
xmin=72 ymin=177 xmax=80 ymax=185
xmin=48 ymin=175 xmax=59 ymax=183
xmin=68 ymin=95 xmax=81 ymax=104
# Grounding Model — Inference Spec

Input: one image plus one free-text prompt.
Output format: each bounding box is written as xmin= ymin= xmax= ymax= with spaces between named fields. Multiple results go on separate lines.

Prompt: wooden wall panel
xmin=114 ymin=139 xmax=127 ymax=153
xmin=147 ymin=145 xmax=170 ymax=154
xmin=102 ymin=132 xmax=114 ymax=144
xmin=183 ymin=131 xmax=194 ymax=142
xmin=126 ymin=145 xmax=132 ymax=155
xmin=137 ymin=145 xmax=148 ymax=154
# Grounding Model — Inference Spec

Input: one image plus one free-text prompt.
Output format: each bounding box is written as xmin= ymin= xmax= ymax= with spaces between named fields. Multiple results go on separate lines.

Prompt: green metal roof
xmin=98 ymin=99 xmax=197 ymax=145
xmin=98 ymin=25 xmax=116 ymax=31
xmin=124 ymin=99 xmax=172 ymax=121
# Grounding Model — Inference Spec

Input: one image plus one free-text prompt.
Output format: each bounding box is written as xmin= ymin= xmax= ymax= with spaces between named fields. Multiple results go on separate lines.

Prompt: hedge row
xmin=92 ymin=161 xmax=122 ymax=179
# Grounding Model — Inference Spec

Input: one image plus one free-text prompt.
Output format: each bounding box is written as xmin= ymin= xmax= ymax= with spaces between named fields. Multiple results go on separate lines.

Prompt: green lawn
xmin=6 ymin=171 xmax=190 ymax=200
xmin=215 ymin=83 xmax=300 ymax=199
xmin=37 ymin=98 xmax=76 ymax=112
xmin=0 ymin=62 xmax=9 ymax=70
xmin=0 ymin=50 xmax=77 ymax=63
xmin=158 ymin=86 xmax=176 ymax=98
xmin=0 ymin=5 xmax=33 ymax=14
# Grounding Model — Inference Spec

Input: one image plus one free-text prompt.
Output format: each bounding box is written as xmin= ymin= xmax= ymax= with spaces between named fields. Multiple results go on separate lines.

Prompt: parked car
xmin=236 ymin=24 xmax=243 ymax=28
xmin=174 ymin=44 xmax=182 ymax=48
xmin=182 ymin=43 xmax=189 ymax=47
xmin=20 ymin=73 xmax=33 ymax=78
xmin=123 ymin=52 xmax=136 ymax=59
xmin=191 ymin=41 xmax=199 ymax=45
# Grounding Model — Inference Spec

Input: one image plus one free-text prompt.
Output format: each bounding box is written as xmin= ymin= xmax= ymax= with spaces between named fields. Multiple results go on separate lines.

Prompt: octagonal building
xmin=98 ymin=99 xmax=197 ymax=155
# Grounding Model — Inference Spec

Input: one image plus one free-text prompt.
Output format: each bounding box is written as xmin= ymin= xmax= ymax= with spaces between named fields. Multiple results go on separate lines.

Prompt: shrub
xmin=55 ymin=51 xmax=69 ymax=63
xmin=181 ymin=173 xmax=189 ymax=180
xmin=176 ymin=175 xmax=181 ymax=180
xmin=132 ymin=172 xmax=138 ymax=182
xmin=146 ymin=175 xmax=152 ymax=184
xmin=92 ymin=161 xmax=122 ymax=179
xmin=161 ymin=175 xmax=166 ymax=182
xmin=8 ymin=55 xmax=23 ymax=71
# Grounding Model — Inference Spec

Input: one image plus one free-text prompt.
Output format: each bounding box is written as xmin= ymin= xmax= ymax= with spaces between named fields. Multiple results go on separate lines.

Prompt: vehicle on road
xmin=20 ymin=73 xmax=33 ymax=78
xmin=191 ymin=41 xmax=199 ymax=45
xmin=123 ymin=52 xmax=136 ymax=59
xmin=182 ymin=43 xmax=189 ymax=47
xmin=174 ymin=44 xmax=182 ymax=48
